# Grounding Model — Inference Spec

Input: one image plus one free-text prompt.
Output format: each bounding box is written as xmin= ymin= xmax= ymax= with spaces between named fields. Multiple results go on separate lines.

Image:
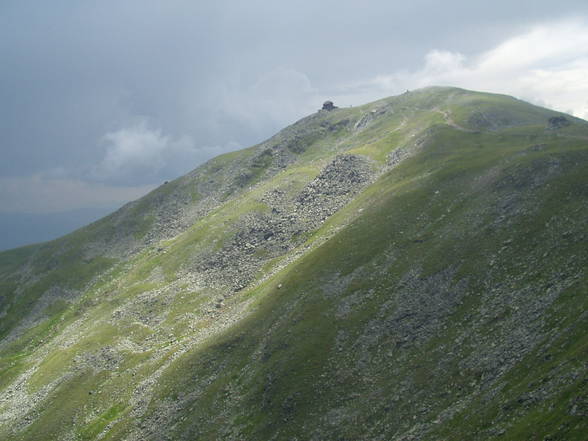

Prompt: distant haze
xmin=2 ymin=0 xmax=588 ymax=249
xmin=0 ymin=208 xmax=120 ymax=251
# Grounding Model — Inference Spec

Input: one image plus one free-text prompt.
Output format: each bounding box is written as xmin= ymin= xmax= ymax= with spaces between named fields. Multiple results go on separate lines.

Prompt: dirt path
xmin=434 ymin=108 xmax=475 ymax=132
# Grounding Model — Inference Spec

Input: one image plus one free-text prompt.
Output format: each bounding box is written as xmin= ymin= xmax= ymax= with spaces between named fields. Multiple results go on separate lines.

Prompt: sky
xmin=1 ymin=0 xmax=588 ymax=249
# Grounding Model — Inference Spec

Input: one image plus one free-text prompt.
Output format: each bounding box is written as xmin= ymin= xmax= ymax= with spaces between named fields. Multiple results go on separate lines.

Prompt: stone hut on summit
xmin=322 ymin=100 xmax=337 ymax=111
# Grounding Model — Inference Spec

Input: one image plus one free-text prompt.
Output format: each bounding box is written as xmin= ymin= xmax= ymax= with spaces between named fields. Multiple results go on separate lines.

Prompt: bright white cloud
xmin=336 ymin=19 xmax=588 ymax=119
xmin=98 ymin=121 xmax=170 ymax=176
xmin=91 ymin=119 xmax=236 ymax=183
xmin=93 ymin=120 xmax=181 ymax=180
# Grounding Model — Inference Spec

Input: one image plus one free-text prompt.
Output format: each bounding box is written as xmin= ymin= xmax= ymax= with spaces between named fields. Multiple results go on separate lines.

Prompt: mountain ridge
xmin=0 ymin=86 xmax=587 ymax=440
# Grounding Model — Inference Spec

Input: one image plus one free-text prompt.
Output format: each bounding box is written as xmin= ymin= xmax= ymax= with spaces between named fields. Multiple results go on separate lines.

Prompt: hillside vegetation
xmin=0 ymin=87 xmax=587 ymax=440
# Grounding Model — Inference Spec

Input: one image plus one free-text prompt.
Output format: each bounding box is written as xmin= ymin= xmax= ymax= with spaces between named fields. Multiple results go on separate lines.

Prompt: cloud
xmin=97 ymin=121 xmax=171 ymax=177
xmin=337 ymin=19 xmax=588 ymax=119
xmin=0 ymin=174 xmax=155 ymax=214
xmin=92 ymin=120 xmax=183 ymax=181
xmin=4 ymin=9 xmax=588 ymax=221
xmin=91 ymin=119 xmax=238 ymax=185
xmin=211 ymin=67 xmax=322 ymax=135
xmin=246 ymin=67 xmax=320 ymax=124
xmin=0 ymin=121 xmax=241 ymax=214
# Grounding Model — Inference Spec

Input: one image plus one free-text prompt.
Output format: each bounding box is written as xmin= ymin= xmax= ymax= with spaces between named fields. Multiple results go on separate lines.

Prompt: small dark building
xmin=322 ymin=100 xmax=337 ymax=111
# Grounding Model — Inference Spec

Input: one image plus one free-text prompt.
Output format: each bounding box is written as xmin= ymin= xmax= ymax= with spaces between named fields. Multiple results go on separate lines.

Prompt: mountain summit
xmin=1 ymin=87 xmax=587 ymax=440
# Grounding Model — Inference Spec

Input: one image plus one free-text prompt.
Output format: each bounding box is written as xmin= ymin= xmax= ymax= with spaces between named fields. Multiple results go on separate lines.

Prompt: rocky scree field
xmin=0 ymin=87 xmax=587 ymax=441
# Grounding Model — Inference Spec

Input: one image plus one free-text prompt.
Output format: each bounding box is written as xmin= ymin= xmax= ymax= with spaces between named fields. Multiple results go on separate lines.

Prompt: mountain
xmin=0 ymin=87 xmax=587 ymax=441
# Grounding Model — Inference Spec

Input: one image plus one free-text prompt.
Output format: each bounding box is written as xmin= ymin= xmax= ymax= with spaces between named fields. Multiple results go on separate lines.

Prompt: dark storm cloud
xmin=1 ymin=0 xmax=588 ymax=214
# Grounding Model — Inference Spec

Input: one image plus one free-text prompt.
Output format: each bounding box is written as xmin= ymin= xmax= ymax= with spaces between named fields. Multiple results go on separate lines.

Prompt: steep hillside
xmin=0 ymin=87 xmax=587 ymax=440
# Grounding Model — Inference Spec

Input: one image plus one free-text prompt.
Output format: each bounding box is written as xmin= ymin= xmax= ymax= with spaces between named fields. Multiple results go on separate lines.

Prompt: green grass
xmin=79 ymin=404 xmax=126 ymax=440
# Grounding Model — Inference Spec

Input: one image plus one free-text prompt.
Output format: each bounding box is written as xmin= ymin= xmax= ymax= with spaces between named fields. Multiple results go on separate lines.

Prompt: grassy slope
xmin=143 ymin=120 xmax=588 ymax=441
xmin=0 ymin=87 xmax=587 ymax=440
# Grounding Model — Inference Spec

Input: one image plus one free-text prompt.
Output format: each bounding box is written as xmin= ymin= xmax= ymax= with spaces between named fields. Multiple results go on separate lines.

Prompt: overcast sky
xmin=1 ymin=0 xmax=588 ymax=248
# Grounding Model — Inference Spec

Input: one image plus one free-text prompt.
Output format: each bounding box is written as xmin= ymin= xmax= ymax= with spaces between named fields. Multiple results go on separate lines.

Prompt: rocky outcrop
xmin=196 ymin=154 xmax=375 ymax=291
xmin=548 ymin=115 xmax=571 ymax=129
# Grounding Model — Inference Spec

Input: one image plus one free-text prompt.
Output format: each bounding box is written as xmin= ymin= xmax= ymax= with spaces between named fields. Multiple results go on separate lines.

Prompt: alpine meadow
xmin=0 ymin=87 xmax=587 ymax=440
